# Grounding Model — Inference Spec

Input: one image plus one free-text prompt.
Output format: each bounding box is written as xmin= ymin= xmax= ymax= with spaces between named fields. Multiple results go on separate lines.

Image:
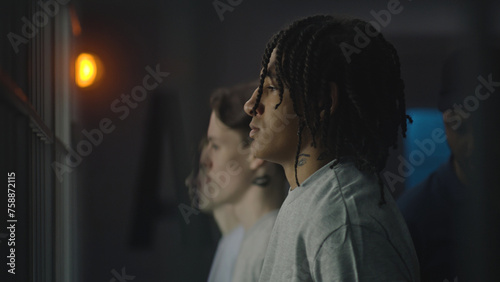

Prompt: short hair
xmin=210 ymin=81 xmax=258 ymax=145
xmin=185 ymin=137 xmax=208 ymax=209
xmin=251 ymin=15 xmax=411 ymax=204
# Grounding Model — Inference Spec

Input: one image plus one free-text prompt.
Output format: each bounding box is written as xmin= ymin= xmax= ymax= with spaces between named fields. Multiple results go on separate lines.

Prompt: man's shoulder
xmin=304 ymin=159 xmax=370 ymax=200
xmin=298 ymin=162 xmax=373 ymax=242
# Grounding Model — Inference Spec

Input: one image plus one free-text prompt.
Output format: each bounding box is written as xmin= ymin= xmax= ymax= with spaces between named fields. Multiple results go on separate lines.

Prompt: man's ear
xmin=248 ymin=153 xmax=265 ymax=170
xmin=319 ymin=82 xmax=339 ymax=120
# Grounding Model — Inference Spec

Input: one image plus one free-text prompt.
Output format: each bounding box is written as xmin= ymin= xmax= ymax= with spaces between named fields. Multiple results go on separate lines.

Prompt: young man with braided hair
xmin=244 ymin=15 xmax=419 ymax=281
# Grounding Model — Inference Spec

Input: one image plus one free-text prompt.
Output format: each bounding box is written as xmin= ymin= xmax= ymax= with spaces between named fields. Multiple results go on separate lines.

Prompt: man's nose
xmin=244 ymin=87 xmax=263 ymax=116
xmin=200 ymin=152 xmax=212 ymax=170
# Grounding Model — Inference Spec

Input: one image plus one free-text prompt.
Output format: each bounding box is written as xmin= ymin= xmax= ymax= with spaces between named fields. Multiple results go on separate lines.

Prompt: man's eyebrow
xmin=207 ymin=136 xmax=221 ymax=142
xmin=266 ymin=71 xmax=277 ymax=80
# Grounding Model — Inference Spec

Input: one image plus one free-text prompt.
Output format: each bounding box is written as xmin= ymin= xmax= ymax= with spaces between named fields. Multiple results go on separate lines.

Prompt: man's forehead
xmin=260 ymin=65 xmax=277 ymax=80
xmin=207 ymin=124 xmax=233 ymax=143
xmin=259 ymin=49 xmax=278 ymax=78
xmin=268 ymin=51 xmax=277 ymax=75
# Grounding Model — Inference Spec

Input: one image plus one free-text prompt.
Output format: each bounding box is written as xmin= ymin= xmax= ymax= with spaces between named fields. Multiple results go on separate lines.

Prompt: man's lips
xmin=249 ymin=123 xmax=259 ymax=138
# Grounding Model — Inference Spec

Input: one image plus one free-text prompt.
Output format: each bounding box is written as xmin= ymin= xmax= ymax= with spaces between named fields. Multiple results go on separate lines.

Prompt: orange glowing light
xmin=76 ymin=53 xmax=97 ymax=88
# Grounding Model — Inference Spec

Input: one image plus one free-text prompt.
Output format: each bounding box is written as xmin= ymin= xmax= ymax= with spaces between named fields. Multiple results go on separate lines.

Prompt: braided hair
xmin=251 ymin=15 xmax=411 ymax=205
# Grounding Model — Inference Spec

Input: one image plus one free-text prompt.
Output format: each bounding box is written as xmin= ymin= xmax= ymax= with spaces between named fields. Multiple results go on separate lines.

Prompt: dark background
xmin=1 ymin=0 xmax=498 ymax=281
xmin=73 ymin=0 xmax=500 ymax=281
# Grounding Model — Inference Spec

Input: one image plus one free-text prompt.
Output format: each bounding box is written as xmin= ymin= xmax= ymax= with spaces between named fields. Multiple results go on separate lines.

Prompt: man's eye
xmin=211 ymin=144 xmax=219 ymax=150
xmin=267 ymin=86 xmax=277 ymax=91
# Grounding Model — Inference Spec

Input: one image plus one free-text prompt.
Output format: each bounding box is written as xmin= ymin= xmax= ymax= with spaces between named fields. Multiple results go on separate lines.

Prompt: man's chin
xmin=250 ymin=140 xmax=267 ymax=158
xmin=198 ymin=202 xmax=214 ymax=213
xmin=251 ymin=148 xmax=265 ymax=160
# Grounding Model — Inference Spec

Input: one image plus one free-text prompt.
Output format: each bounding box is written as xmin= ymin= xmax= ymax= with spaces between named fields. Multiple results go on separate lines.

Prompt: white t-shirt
xmin=232 ymin=210 xmax=279 ymax=282
xmin=207 ymin=225 xmax=244 ymax=282
xmin=258 ymin=159 xmax=420 ymax=282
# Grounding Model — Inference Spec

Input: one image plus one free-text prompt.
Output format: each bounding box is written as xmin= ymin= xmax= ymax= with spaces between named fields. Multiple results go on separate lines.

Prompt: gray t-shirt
xmin=207 ymin=225 xmax=244 ymax=282
xmin=258 ymin=160 xmax=420 ymax=282
xmin=232 ymin=210 xmax=279 ymax=282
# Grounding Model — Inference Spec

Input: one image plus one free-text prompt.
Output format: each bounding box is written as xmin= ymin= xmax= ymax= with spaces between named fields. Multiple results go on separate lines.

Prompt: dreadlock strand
xmin=294 ymin=120 xmax=305 ymax=186
xmin=252 ymin=32 xmax=282 ymax=115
